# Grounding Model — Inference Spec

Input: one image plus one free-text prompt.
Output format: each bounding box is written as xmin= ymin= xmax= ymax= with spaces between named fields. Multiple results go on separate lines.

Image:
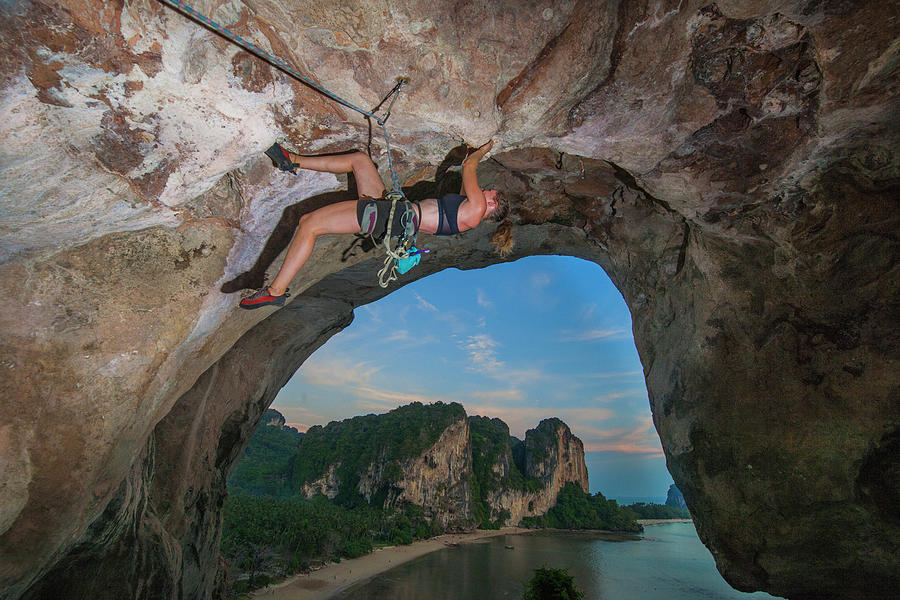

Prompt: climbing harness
xmin=374 ymin=193 xmax=428 ymax=288
xmin=157 ymin=0 xmax=424 ymax=286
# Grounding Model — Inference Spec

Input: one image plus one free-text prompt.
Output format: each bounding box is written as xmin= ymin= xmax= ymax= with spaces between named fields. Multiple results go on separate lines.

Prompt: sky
xmin=272 ymin=255 xmax=674 ymax=500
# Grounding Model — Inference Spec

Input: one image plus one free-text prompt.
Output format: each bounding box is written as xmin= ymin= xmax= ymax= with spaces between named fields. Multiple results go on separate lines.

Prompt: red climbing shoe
xmin=265 ymin=143 xmax=299 ymax=173
xmin=239 ymin=287 xmax=290 ymax=309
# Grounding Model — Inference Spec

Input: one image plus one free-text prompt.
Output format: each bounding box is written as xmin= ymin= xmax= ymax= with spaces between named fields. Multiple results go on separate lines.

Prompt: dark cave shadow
xmin=220 ymin=145 xmax=468 ymax=294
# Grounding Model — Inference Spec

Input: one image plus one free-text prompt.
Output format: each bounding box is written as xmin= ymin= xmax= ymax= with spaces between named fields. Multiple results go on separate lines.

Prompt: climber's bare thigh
xmin=353 ymin=154 xmax=386 ymax=200
xmin=304 ymin=200 xmax=361 ymax=236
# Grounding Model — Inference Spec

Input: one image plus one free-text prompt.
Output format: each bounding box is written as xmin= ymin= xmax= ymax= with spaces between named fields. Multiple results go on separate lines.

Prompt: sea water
xmin=334 ymin=522 xmax=783 ymax=599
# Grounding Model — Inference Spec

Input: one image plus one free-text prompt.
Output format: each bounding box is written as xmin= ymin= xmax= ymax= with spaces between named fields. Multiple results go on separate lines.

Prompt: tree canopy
xmin=522 ymin=567 xmax=584 ymax=600
xmin=521 ymin=483 xmax=641 ymax=532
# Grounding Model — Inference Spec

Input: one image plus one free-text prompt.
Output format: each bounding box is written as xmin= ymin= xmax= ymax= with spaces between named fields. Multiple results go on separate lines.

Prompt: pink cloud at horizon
xmin=583 ymin=442 xmax=665 ymax=457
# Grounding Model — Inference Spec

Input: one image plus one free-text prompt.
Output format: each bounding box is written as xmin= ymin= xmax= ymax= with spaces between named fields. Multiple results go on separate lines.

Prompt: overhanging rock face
xmin=1 ymin=1 xmax=897 ymax=599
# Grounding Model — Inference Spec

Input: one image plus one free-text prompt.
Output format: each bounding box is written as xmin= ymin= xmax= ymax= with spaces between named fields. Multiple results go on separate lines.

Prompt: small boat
xmin=504 ymin=545 xmax=514 ymax=549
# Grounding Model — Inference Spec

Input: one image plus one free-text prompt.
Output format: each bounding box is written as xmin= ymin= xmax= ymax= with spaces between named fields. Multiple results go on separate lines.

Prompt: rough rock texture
xmin=300 ymin=410 xmax=587 ymax=529
xmin=301 ymin=412 xmax=475 ymax=528
xmin=0 ymin=1 xmax=897 ymax=599
xmin=300 ymin=464 xmax=341 ymax=500
xmin=479 ymin=418 xmax=590 ymax=525
xmin=521 ymin=419 xmax=590 ymax=492
xmin=373 ymin=417 xmax=474 ymax=528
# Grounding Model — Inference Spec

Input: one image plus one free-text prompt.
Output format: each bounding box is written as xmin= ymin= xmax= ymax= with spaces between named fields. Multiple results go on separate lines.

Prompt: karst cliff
xmin=471 ymin=416 xmax=590 ymax=526
xmin=0 ymin=1 xmax=897 ymax=599
xmin=290 ymin=403 xmax=589 ymax=529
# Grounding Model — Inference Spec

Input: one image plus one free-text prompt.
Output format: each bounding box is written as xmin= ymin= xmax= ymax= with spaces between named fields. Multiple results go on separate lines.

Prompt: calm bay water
xmin=335 ymin=522 xmax=783 ymax=599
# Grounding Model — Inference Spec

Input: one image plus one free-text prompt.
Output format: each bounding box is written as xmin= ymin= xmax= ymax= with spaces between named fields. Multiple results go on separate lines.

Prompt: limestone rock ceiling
xmin=0 ymin=1 xmax=897 ymax=599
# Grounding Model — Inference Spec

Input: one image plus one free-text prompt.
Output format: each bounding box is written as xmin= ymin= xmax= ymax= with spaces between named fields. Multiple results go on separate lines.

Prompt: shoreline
xmin=638 ymin=518 xmax=694 ymax=526
xmin=248 ymin=522 xmax=691 ymax=599
xmin=249 ymin=527 xmax=529 ymax=600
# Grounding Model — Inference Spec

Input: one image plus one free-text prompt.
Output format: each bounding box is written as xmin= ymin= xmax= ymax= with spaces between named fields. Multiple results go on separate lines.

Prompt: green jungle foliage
xmin=469 ymin=416 xmax=543 ymax=528
xmin=523 ymin=418 xmax=564 ymax=464
xmin=222 ymin=404 xmax=610 ymax=596
xmin=222 ymin=408 xmax=450 ymax=595
xmin=292 ymin=402 xmax=466 ymax=506
xmin=625 ymin=502 xmax=691 ymax=519
xmin=521 ymin=483 xmax=641 ymax=532
xmin=227 ymin=414 xmax=302 ymax=497
xmin=221 ymin=494 xmax=441 ymax=594
xmin=511 ymin=435 xmax=528 ymax=475
xmin=522 ymin=567 xmax=584 ymax=600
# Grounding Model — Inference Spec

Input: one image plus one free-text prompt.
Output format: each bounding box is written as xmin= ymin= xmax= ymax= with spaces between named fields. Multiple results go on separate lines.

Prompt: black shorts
xmin=357 ymin=198 xmax=419 ymax=241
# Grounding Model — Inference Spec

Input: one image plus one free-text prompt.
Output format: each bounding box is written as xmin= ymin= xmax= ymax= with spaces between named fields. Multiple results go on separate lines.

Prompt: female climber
xmin=239 ymin=140 xmax=512 ymax=309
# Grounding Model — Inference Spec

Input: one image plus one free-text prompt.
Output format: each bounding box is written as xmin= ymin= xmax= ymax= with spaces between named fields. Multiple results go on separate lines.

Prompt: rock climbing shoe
xmin=265 ymin=142 xmax=298 ymax=173
xmin=239 ymin=287 xmax=290 ymax=310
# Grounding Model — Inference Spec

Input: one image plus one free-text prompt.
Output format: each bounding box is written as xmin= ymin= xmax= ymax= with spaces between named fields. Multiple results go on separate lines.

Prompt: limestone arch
xmin=39 ymin=152 xmax=672 ymax=599
xmin=12 ymin=134 xmax=898 ymax=600
xmin=147 ymin=146 xmax=900 ymax=600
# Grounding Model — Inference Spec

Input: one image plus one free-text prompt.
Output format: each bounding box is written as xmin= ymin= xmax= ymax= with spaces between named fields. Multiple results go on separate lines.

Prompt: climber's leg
xmin=264 ymin=200 xmax=360 ymax=297
xmin=242 ymin=148 xmax=387 ymax=309
xmin=286 ymin=150 xmax=386 ymax=199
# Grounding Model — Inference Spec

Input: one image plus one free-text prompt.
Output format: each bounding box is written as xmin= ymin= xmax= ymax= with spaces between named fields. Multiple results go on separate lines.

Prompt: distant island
xmin=222 ymin=402 xmax=642 ymax=594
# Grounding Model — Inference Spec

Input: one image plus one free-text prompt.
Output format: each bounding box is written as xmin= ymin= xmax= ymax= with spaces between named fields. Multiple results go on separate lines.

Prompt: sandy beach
xmin=637 ymin=518 xmax=694 ymax=526
xmin=249 ymin=527 xmax=529 ymax=600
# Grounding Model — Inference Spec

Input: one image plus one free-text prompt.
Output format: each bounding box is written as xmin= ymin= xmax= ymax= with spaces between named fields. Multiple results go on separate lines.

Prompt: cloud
xmin=386 ymin=329 xmax=412 ymax=342
xmin=463 ymin=333 xmax=505 ymax=375
xmin=358 ymin=304 xmax=383 ymax=323
xmin=584 ymin=370 xmax=644 ymax=379
xmin=476 ymin=289 xmax=493 ymax=310
xmin=382 ymin=329 xmax=440 ymax=348
xmin=530 ymin=272 xmax=552 ymax=290
xmin=593 ymin=389 xmax=648 ymax=403
xmin=297 ymin=357 xmax=657 ymax=455
xmin=298 ymin=356 xmax=457 ymax=415
xmin=556 ymin=407 xmax=617 ymax=423
xmin=452 ymin=405 xmax=659 ymax=456
xmin=456 ymin=336 xmax=549 ymax=385
xmin=413 ymin=292 xmax=437 ymax=312
xmin=272 ymin=405 xmax=320 ymax=419
xmin=558 ymin=328 xmax=630 ymax=342
xmin=582 ymin=442 xmax=664 ymax=457
xmin=469 ymin=388 xmax=524 ymax=403
xmin=580 ymin=417 xmax=664 ymax=456
xmin=301 ymin=358 xmax=382 ymax=389
xmin=580 ymin=303 xmax=597 ymax=320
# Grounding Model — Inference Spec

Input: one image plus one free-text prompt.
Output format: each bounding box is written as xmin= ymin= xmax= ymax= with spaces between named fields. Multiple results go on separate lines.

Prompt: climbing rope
xmin=157 ymin=0 xmax=409 ymax=196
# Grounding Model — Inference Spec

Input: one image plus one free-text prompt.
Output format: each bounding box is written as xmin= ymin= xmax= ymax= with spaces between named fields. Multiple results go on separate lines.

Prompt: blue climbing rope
xmin=157 ymin=0 xmax=408 ymax=195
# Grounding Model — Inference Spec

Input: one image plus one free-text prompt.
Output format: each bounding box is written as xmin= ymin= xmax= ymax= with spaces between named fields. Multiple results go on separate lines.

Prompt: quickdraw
xmin=157 ymin=0 xmax=422 ymax=285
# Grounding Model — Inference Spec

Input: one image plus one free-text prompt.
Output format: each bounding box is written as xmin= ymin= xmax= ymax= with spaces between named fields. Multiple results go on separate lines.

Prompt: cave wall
xmin=0 ymin=1 xmax=897 ymax=599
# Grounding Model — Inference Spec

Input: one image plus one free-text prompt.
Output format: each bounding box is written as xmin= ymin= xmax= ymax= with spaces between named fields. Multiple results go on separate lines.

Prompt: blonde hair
xmin=487 ymin=190 xmax=508 ymax=222
xmin=490 ymin=220 xmax=514 ymax=257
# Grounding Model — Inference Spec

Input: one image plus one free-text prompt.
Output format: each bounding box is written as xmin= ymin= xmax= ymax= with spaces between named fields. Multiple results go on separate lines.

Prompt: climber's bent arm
xmin=456 ymin=140 xmax=493 ymax=230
